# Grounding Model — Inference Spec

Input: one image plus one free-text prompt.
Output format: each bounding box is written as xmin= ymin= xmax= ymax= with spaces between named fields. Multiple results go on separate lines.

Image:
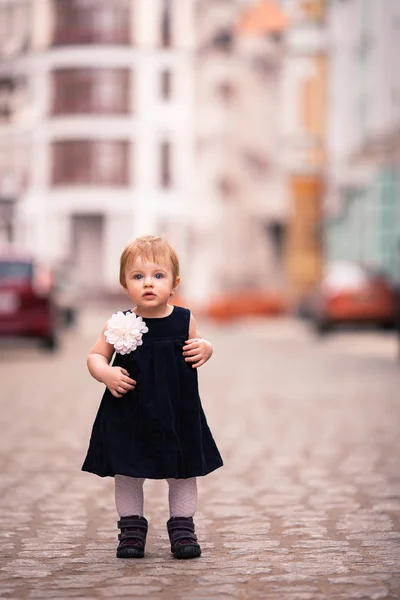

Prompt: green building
xmin=326 ymin=0 xmax=400 ymax=283
xmin=327 ymin=168 xmax=400 ymax=282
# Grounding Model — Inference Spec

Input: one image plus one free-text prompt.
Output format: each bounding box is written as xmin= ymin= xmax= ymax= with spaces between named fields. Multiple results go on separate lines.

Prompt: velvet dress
xmin=82 ymin=306 xmax=223 ymax=479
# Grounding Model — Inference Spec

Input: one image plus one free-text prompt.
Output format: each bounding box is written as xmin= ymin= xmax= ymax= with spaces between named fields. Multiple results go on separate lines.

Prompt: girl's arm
xmin=183 ymin=313 xmax=213 ymax=368
xmin=87 ymin=323 xmax=114 ymax=382
xmin=87 ymin=323 xmax=136 ymax=397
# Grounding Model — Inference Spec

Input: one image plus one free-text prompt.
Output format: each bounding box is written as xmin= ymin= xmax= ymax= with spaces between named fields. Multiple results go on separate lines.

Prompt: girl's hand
xmin=183 ymin=338 xmax=213 ymax=368
xmin=102 ymin=366 xmax=136 ymax=398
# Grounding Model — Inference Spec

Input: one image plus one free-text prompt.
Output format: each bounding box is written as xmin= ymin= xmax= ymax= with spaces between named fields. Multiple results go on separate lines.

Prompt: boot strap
xmin=118 ymin=530 xmax=147 ymax=542
xmin=169 ymin=530 xmax=198 ymax=543
xmin=168 ymin=521 xmax=195 ymax=533
xmin=117 ymin=517 xmax=147 ymax=529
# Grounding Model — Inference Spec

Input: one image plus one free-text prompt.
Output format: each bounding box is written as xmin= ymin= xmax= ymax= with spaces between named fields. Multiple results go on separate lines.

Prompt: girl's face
xmin=124 ymin=256 xmax=180 ymax=310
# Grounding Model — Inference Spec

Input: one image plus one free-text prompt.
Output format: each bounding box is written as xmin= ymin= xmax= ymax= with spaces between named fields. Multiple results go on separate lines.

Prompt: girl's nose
xmin=144 ymin=276 xmax=153 ymax=287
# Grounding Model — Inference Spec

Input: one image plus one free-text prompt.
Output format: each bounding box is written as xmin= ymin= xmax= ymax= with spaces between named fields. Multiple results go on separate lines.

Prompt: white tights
xmin=115 ymin=475 xmax=198 ymax=518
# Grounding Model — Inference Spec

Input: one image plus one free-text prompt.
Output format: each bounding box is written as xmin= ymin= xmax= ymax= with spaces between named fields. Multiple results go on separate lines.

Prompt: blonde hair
xmin=119 ymin=235 xmax=180 ymax=288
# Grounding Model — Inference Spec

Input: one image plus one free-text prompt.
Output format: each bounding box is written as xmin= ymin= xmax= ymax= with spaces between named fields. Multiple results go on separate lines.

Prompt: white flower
xmin=104 ymin=311 xmax=148 ymax=355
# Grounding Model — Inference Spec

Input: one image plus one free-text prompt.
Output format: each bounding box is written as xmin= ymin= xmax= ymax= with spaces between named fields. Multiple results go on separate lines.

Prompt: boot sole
xmin=116 ymin=548 xmax=144 ymax=559
xmin=173 ymin=545 xmax=202 ymax=559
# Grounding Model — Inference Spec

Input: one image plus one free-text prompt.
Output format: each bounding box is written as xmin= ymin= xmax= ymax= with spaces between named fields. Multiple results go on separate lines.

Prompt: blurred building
xmin=278 ymin=0 xmax=327 ymax=301
xmin=187 ymin=0 xmax=289 ymax=305
xmin=0 ymin=0 xmax=30 ymax=246
xmin=326 ymin=0 xmax=400 ymax=282
xmin=1 ymin=0 xmax=295 ymax=305
xmin=4 ymin=0 xmax=196 ymax=295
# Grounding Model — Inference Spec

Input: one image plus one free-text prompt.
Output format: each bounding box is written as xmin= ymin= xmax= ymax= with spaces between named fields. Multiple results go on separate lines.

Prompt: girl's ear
xmin=170 ymin=276 xmax=181 ymax=296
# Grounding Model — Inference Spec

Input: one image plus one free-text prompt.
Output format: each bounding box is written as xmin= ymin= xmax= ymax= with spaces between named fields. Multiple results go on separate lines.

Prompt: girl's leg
xmin=115 ymin=475 xmax=145 ymax=517
xmin=166 ymin=478 xmax=201 ymax=559
xmin=114 ymin=476 xmax=148 ymax=559
xmin=166 ymin=477 xmax=198 ymax=517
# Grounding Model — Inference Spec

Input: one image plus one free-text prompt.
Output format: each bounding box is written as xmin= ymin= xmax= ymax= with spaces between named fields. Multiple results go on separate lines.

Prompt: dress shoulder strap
xmin=171 ymin=306 xmax=191 ymax=338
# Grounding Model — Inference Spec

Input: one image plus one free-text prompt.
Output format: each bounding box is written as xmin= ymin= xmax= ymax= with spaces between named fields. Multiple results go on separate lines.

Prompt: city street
xmin=1 ymin=307 xmax=400 ymax=599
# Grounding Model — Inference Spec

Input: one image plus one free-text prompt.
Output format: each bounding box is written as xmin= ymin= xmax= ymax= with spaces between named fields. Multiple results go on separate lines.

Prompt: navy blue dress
xmin=82 ymin=306 xmax=223 ymax=479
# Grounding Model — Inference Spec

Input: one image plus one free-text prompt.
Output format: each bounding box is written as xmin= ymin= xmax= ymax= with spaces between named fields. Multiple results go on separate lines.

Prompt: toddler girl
xmin=82 ymin=235 xmax=223 ymax=559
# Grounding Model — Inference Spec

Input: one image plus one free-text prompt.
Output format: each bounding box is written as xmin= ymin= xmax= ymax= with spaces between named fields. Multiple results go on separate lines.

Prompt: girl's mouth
xmin=143 ymin=292 xmax=156 ymax=298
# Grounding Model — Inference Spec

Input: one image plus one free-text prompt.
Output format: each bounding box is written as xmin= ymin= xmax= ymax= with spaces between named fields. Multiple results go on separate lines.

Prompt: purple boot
xmin=116 ymin=515 xmax=148 ymax=558
xmin=167 ymin=516 xmax=201 ymax=559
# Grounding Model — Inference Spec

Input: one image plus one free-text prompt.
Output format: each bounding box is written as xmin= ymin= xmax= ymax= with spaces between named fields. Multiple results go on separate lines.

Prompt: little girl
xmin=82 ymin=235 xmax=223 ymax=559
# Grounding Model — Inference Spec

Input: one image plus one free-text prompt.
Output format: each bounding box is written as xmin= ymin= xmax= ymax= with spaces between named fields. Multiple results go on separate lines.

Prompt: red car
xmin=309 ymin=261 xmax=397 ymax=334
xmin=0 ymin=254 xmax=59 ymax=350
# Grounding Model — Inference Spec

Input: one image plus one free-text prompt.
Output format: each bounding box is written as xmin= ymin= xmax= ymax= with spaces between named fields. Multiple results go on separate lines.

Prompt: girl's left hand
xmin=183 ymin=338 xmax=213 ymax=368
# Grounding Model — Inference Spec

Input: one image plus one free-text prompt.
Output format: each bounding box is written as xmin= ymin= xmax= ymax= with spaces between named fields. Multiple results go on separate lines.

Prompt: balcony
xmin=52 ymin=140 xmax=131 ymax=187
xmin=52 ymin=0 xmax=131 ymax=46
xmin=51 ymin=69 xmax=131 ymax=116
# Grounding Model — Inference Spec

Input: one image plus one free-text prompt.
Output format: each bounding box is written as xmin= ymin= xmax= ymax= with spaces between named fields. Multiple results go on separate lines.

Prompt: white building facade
xmin=2 ymin=0 xmax=291 ymax=306
xmin=14 ymin=0 xmax=196 ymax=295
xmin=187 ymin=0 xmax=289 ymax=304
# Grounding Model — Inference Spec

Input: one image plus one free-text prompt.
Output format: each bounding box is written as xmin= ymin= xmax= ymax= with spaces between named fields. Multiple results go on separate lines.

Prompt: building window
xmin=0 ymin=201 xmax=15 ymax=244
xmin=52 ymin=0 xmax=131 ymax=46
xmin=216 ymin=81 xmax=237 ymax=103
xmin=160 ymin=141 xmax=172 ymax=188
xmin=212 ymin=29 xmax=233 ymax=52
xmin=0 ymin=2 xmax=30 ymax=58
xmin=160 ymin=70 xmax=172 ymax=100
xmin=243 ymin=150 xmax=270 ymax=177
xmin=52 ymin=140 xmax=130 ymax=186
xmin=218 ymin=175 xmax=239 ymax=201
xmin=0 ymin=77 xmax=14 ymax=121
xmin=265 ymin=221 xmax=286 ymax=262
xmin=161 ymin=0 xmax=171 ymax=47
xmin=52 ymin=69 xmax=131 ymax=115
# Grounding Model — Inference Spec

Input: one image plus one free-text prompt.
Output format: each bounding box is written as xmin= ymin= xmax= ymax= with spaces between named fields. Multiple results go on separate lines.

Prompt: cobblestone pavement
xmin=1 ymin=308 xmax=400 ymax=599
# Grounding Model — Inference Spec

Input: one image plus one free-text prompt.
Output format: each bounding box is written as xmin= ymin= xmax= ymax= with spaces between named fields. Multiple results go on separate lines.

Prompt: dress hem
xmin=81 ymin=461 xmax=223 ymax=480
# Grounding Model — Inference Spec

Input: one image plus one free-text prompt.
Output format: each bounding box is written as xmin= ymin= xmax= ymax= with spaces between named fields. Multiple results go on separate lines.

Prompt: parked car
xmin=0 ymin=254 xmax=59 ymax=350
xmin=308 ymin=261 xmax=397 ymax=335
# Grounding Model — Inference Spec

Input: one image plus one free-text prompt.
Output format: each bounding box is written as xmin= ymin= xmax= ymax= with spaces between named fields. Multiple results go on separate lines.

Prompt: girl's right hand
xmin=102 ymin=366 xmax=136 ymax=398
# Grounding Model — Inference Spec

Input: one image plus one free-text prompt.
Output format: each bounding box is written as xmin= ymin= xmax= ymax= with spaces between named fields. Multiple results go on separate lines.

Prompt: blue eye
xmin=133 ymin=274 xmax=143 ymax=280
xmin=154 ymin=273 xmax=164 ymax=279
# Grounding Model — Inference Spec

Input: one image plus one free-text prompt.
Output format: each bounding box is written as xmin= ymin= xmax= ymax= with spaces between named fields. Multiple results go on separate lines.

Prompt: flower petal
xmin=105 ymin=310 xmax=148 ymax=354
